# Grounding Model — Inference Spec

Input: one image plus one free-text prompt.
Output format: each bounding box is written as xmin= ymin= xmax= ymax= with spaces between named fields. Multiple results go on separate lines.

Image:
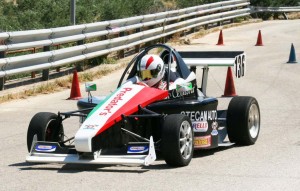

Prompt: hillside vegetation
xmin=0 ymin=0 xmax=298 ymax=31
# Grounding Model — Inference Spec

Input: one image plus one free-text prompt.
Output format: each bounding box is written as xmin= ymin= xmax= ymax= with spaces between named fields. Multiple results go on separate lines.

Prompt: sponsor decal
xmin=99 ymin=87 xmax=132 ymax=116
xmin=211 ymin=129 xmax=218 ymax=136
xmin=194 ymin=136 xmax=211 ymax=148
xmin=211 ymin=121 xmax=218 ymax=136
xmin=127 ymin=145 xmax=149 ymax=154
xmin=193 ymin=121 xmax=208 ymax=132
xmin=35 ymin=145 xmax=57 ymax=152
xmin=83 ymin=124 xmax=99 ymax=130
xmin=176 ymin=82 xmax=193 ymax=92
xmin=181 ymin=110 xmax=217 ymax=122
xmin=168 ymin=84 xmax=195 ymax=99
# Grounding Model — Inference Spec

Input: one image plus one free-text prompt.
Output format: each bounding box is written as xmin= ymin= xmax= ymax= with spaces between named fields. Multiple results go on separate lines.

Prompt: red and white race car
xmin=26 ymin=44 xmax=260 ymax=167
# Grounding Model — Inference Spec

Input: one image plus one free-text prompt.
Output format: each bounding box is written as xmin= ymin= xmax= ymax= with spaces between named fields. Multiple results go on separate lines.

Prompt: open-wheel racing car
xmin=26 ymin=44 xmax=260 ymax=167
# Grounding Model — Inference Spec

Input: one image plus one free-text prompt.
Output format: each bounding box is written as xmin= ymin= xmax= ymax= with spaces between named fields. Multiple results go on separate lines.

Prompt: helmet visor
xmin=138 ymin=68 xmax=160 ymax=81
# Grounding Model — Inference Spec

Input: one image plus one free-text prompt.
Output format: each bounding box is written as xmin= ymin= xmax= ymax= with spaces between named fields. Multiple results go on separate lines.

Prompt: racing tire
xmin=161 ymin=114 xmax=194 ymax=167
xmin=227 ymin=96 xmax=260 ymax=145
xmin=27 ymin=112 xmax=64 ymax=152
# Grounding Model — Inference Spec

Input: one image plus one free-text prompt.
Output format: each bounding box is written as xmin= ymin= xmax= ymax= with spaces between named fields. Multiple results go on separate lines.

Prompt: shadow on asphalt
xmin=193 ymin=145 xmax=234 ymax=158
xmin=10 ymin=145 xmax=235 ymax=173
xmin=10 ymin=162 xmax=150 ymax=173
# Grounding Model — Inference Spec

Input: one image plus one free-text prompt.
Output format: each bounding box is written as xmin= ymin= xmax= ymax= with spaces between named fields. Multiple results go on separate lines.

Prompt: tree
xmin=0 ymin=0 xmax=298 ymax=31
xmin=176 ymin=0 xmax=205 ymax=8
xmin=77 ymin=0 xmax=102 ymax=24
xmin=250 ymin=0 xmax=298 ymax=6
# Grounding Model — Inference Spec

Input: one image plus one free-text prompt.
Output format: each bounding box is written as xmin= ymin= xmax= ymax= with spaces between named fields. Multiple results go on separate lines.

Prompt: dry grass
xmin=285 ymin=12 xmax=300 ymax=20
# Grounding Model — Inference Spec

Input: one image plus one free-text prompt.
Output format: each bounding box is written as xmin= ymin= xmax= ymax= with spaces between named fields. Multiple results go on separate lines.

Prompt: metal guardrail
xmin=251 ymin=6 xmax=300 ymax=13
xmin=251 ymin=6 xmax=300 ymax=19
xmin=0 ymin=0 xmax=251 ymax=90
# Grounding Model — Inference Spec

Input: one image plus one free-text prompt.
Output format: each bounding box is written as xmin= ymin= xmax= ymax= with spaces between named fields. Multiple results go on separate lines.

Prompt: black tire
xmin=227 ymin=96 xmax=260 ymax=145
xmin=27 ymin=112 xmax=64 ymax=152
xmin=161 ymin=114 xmax=194 ymax=167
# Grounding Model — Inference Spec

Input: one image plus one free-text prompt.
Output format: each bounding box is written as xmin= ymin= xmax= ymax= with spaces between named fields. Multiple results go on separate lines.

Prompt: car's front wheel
xmin=161 ymin=114 xmax=194 ymax=167
xmin=27 ymin=112 xmax=64 ymax=152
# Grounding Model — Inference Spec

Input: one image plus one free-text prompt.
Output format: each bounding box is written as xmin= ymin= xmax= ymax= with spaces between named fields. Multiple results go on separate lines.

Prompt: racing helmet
xmin=137 ymin=54 xmax=165 ymax=87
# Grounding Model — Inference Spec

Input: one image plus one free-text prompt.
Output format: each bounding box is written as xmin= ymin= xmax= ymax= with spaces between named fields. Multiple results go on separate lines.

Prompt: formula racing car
xmin=26 ymin=44 xmax=260 ymax=167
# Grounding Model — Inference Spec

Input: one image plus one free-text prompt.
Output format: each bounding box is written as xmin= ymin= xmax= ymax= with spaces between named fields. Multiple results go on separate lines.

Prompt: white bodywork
xmin=26 ymin=137 xmax=156 ymax=166
xmin=75 ymin=84 xmax=144 ymax=152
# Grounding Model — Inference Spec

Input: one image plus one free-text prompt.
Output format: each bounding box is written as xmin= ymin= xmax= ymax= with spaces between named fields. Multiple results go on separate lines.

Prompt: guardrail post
xmin=145 ymin=26 xmax=155 ymax=47
xmin=70 ymin=0 xmax=76 ymax=25
xmin=76 ymin=40 xmax=84 ymax=71
xmin=191 ymin=15 xmax=198 ymax=33
xmin=160 ymin=19 xmax=167 ymax=43
xmin=135 ymin=28 xmax=141 ymax=53
xmin=0 ymin=81 xmax=3 ymax=91
xmin=42 ymin=46 xmax=50 ymax=81
xmin=204 ymin=24 xmax=209 ymax=30
xmin=55 ymin=45 xmax=61 ymax=72
xmin=282 ymin=12 xmax=288 ymax=20
xmin=0 ymin=38 xmax=5 ymax=91
xmin=31 ymin=48 xmax=36 ymax=79
xmin=118 ymin=31 xmax=125 ymax=58
xmin=0 ymin=50 xmax=5 ymax=90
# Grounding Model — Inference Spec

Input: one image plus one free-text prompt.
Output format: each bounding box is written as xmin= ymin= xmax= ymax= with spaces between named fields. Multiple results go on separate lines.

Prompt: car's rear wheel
xmin=161 ymin=114 xmax=194 ymax=167
xmin=27 ymin=112 xmax=64 ymax=152
xmin=227 ymin=96 xmax=260 ymax=145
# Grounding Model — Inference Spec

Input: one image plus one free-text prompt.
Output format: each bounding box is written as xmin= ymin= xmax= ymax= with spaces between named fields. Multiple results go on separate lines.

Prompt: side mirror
xmin=85 ymin=82 xmax=97 ymax=92
xmin=85 ymin=82 xmax=97 ymax=103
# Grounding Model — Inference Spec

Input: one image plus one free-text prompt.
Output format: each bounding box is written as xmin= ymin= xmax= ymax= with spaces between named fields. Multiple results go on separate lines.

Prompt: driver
xmin=124 ymin=54 xmax=186 ymax=90
xmin=136 ymin=54 xmax=167 ymax=90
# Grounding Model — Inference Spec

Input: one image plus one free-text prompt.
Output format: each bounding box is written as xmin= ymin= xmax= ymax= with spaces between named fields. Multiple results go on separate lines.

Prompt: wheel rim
xmin=179 ymin=121 xmax=193 ymax=160
xmin=248 ymin=104 xmax=260 ymax=138
xmin=45 ymin=119 xmax=63 ymax=142
xmin=45 ymin=119 xmax=55 ymax=141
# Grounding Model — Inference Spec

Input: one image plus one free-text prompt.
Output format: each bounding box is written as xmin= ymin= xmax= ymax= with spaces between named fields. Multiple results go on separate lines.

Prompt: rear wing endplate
xmin=179 ymin=51 xmax=246 ymax=95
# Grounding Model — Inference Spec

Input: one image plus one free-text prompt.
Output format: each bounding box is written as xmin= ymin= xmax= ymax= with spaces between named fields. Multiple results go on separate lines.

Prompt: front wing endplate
xmin=26 ymin=137 xmax=156 ymax=166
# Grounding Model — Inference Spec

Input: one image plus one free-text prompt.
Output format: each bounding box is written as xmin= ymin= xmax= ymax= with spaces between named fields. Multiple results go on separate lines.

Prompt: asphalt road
xmin=1 ymin=20 xmax=300 ymax=191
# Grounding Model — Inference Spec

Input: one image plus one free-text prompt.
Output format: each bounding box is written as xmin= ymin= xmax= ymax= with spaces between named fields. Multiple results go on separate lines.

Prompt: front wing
xmin=26 ymin=136 xmax=156 ymax=166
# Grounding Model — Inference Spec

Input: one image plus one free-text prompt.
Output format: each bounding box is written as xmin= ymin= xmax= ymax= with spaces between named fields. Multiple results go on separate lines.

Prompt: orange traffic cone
xmin=68 ymin=70 xmax=82 ymax=100
xmin=222 ymin=67 xmax=237 ymax=97
xmin=216 ymin=30 xmax=224 ymax=45
xmin=255 ymin=30 xmax=263 ymax=46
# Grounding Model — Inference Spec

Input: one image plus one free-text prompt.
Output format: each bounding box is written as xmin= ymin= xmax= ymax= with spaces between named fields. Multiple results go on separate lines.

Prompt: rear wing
xmin=178 ymin=51 xmax=246 ymax=95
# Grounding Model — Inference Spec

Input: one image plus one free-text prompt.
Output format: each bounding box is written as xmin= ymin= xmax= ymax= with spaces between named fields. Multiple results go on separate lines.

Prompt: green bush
xmin=250 ymin=0 xmax=298 ymax=6
xmin=0 ymin=0 xmax=298 ymax=31
xmin=0 ymin=0 xmax=164 ymax=31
